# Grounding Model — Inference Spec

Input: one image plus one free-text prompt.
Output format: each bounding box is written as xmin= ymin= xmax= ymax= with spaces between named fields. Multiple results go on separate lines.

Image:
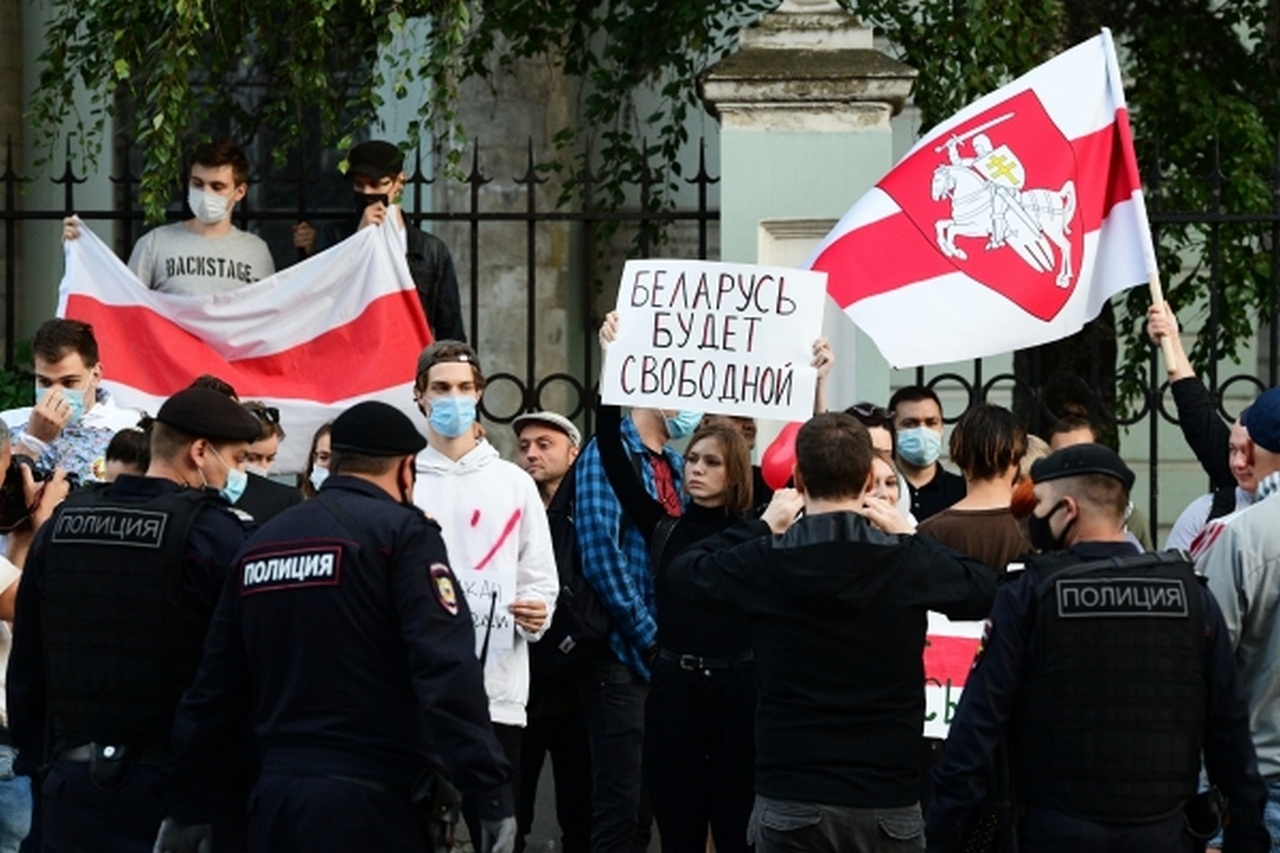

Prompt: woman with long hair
xmin=595 ymin=313 xmax=801 ymax=853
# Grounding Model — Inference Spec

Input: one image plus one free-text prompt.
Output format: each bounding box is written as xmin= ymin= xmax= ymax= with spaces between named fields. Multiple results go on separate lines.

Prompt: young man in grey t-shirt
xmin=64 ymin=140 xmax=275 ymax=296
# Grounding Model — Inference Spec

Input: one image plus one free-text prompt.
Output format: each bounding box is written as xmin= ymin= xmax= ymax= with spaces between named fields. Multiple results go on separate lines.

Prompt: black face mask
xmin=1027 ymin=499 xmax=1072 ymax=552
xmin=353 ymin=191 xmax=390 ymax=213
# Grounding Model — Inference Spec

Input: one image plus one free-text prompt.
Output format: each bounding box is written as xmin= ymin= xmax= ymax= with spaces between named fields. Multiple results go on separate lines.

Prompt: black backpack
xmin=536 ymin=460 xmax=611 ymax=675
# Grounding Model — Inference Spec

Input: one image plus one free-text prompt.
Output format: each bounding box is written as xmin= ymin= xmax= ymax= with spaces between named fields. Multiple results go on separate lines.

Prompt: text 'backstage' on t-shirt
xmin=127 ymin=222 xmax=276 ymax=296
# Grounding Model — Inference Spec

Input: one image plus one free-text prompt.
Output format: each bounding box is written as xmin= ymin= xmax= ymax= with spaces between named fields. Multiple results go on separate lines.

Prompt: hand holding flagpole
xmin=1146 ymin=273 xmax=1179 ymax=375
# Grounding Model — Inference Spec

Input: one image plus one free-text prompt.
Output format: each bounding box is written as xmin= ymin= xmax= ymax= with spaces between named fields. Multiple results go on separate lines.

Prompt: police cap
xmin=1241 ymin=387 xmax=1280 ymax=454
xmin=330 ymin=401 xmax=426 ymax=456
xmin=1030 ymin=443 xmax=1135 ymax=492
xmin=155 ymin=387 xmax=262 ymax=442
xmin=345 ymin=140 xmax=404 ymax=180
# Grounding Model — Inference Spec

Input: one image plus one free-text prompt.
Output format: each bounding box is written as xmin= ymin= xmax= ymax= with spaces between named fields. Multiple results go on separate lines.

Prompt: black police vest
xmin=40 ymin=486 xmax=219 ymax=745
xmin=1011 ymin=550 xmax=1206 ymax=823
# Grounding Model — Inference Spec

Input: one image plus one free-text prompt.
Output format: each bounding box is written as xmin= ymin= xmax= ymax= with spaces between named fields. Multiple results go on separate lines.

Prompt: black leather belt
xmin=657 ymin=648 xmax=754 ymax=672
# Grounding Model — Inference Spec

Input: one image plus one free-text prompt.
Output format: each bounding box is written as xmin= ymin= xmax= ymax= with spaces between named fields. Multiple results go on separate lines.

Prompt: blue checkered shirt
xmin=574 ymin=415 xmax=683 ymax=680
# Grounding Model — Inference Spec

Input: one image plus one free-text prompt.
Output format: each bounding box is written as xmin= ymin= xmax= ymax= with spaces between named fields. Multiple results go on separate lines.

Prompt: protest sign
xmin=924 ymin=611 xmax=986 ymax=738
xmin=601 ymin=259 xmax=827 ymax=421
xmin=457 ymin=570 xmax=517 ymax=655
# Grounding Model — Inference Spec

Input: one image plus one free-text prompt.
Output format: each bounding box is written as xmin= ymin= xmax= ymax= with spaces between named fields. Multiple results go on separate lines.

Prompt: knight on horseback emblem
xmin=931 ymin=113 xmax=1078 ymax=288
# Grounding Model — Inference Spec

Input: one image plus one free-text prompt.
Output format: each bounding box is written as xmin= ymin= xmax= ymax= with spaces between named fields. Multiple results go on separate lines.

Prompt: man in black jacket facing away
xmin=668 ymin=412 xmax=996 ymax=853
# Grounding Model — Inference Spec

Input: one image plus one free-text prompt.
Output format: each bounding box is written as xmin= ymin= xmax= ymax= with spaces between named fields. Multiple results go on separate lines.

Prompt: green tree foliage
xmin=847 ymin=0 xmax=1280 ymax=396
xmin=32 ymin=0 xmax=471 ymax=219
xmin=461 ymin=0 xmax=776 ymax=212
xmin=31 ymin=0 xmax=774 ymax=223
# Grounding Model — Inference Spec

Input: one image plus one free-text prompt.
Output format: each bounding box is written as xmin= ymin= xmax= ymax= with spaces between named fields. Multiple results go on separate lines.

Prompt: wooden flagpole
xmin=1147 ymin=271 xmax=1178 ymax=376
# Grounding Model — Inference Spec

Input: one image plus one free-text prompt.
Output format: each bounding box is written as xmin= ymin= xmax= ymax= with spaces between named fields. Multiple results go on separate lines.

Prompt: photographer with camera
xmin=0 ymin=420 xmax=70 ymax=853
xmin=1 ymin=319 xmax=141 ymax=485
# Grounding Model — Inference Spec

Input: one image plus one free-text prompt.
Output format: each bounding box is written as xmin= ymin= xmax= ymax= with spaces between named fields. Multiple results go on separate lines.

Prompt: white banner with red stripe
xmin=57 ymin=215 xmax=432 ymax=474
xmin=924 ymin=612 xmax=986 ymax=739
xmin=809 ymin=29 xmax=1155 ymax=368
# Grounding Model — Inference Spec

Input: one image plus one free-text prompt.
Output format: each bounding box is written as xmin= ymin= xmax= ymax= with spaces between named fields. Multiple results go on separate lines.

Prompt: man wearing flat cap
xmin=1196 ymin=386 xmax=1280 ymax=842
xmin=153 ymin=400 xmax=517 ymax=853
xmin=8 ymin=386 xmax=262 ymax=851
xmin=928 ymin=443 xmax=1269 ymax=852
xmin=293 ymin=139 xmax=465 ymax=342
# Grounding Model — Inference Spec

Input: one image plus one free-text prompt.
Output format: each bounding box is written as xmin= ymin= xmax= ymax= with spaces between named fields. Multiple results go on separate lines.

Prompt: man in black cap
xmin=187 ymin=374 xmax=303 ymax=524
xmin=153 ymin=400 xmax=516 ymax=853
xmin=7 ymin=386 xmax=262 ymax=852
xmin=927 ymin=443 xmax=1270 ymax=852
xmin=293 ymin=139 xmax=466 ymax=341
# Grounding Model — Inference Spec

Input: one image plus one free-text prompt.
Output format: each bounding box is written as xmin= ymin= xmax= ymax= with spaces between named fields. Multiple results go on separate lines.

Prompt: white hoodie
xmin=413 ymin=439 xmax=558 ymax=726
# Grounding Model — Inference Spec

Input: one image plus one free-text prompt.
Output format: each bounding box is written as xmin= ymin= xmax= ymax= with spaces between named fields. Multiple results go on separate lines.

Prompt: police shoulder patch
xmin=227 ymin=507 xmax=256 ymax=524
xmin=430 ymin=563 xmax=459 ymax=616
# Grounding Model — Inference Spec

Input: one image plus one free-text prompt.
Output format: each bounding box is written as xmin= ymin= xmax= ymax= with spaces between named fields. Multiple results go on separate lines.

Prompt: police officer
xmin=926 ymin=444 xmax=1270 ymax=852
xmin=7 ymin=386 xmax=261 ymax=851
xmin=153 ymin=400 xmax=516 ymax=853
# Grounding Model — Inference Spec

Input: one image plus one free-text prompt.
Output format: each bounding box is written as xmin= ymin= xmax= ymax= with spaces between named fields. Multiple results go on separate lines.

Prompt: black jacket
xmin=156 ymin=476 xmax=512 ymax=823
xmin=668 ymin=514 xmax=995 ymax=807
xmin=322 ymin=219 xmax=465 ymax=342
xmin=1170 ymin=375 xmax=1233 ymax=490
xmin=927 ymin=542 xmax=1269 ymax=852
xmin=237 ymin=474 xmax=302 ymax=525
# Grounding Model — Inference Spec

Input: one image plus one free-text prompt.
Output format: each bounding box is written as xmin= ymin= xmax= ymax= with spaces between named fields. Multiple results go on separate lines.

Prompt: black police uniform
xmin=156 ymin=474 xmax=513 ymax=852
xmin=7 ymin=474 xmax=252 ymax=852
xmin=926 ymin=541 xmax=1271 ymax=852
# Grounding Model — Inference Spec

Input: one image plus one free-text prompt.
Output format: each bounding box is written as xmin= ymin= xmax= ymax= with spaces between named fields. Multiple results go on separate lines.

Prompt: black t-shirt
xmin=907 ymin=465 xmax=967 ymax=522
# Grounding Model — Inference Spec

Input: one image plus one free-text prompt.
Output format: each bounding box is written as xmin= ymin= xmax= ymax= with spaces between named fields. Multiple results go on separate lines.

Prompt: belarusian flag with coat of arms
xmin=809 ymin=29 xmax=1156 ymax=368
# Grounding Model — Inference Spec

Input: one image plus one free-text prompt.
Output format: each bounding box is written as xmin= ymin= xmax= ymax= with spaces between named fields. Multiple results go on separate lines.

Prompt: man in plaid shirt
xmin=574 ymin=403 xmax=693 ymax=853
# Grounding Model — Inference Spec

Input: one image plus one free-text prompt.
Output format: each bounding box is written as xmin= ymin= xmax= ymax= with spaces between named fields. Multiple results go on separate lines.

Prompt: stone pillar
xmin=699 ymin=0 xmax=915 ymax=411
xmin=436 ymin=50 xmax=578 ymax=458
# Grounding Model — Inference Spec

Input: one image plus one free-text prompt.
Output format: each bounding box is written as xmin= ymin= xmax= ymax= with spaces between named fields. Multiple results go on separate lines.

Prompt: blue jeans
xmin=1266 ymin=780 xmax=1280 ymax=852
xmin=748 ymin=796 xmax=924 ymax=853
xmin=0 ymin=747 xmax=31 ymax=853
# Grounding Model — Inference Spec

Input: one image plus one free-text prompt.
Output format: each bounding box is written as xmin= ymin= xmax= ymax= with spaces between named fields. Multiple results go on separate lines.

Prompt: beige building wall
xmin=438 ymin=50 xmax=582 ymax=459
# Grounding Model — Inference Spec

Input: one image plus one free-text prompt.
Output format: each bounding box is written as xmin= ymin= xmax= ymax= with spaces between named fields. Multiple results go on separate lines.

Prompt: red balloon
xmin=761 ymin=421 xmax=802 ymax=491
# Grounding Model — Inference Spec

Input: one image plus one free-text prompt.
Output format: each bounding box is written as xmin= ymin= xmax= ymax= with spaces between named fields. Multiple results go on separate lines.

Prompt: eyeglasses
xmin=249 ymin=406 xmax=280 ymax=425
xmin=846 ymin=402 xmax=889 ymax=426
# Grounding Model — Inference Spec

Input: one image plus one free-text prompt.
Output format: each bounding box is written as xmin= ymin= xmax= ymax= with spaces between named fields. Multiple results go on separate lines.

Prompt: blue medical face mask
xmin=896 ymin=426 xmax=943 ymax=468
xmin=208 ymin=448 xmax=248 ymax=505
xmin=35 ymin=386 xmax=87 ymax=425
xmin=309 ymin=466 xmax=329 ymax=492
xmin=429 ymin=395 xmax=478 ymax=438
xmin=664 ymin=410 xmax=703 ymax=441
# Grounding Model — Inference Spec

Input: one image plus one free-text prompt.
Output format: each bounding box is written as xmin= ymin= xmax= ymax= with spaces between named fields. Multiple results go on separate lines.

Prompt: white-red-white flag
xmin=57 ymin=215 xmax=432 ymax=474
xmin=809 ymin=29 xmax=1155 ymax=368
